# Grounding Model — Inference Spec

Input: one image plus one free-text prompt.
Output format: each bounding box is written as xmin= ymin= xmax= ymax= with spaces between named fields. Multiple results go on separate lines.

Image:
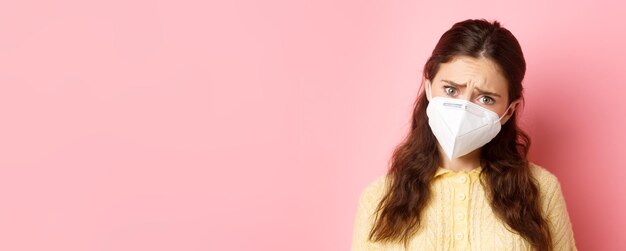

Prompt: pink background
xmin=0 ymin=0 xmax=623 ymax=250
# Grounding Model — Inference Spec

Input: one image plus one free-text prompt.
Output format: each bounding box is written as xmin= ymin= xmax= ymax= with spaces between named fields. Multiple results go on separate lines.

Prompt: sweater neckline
xmin=434 ymin=166 xmax=482 ymax=178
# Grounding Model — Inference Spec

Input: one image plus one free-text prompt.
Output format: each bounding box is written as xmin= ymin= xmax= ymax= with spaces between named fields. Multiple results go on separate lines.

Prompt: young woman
xmin=351 ymin=19 xmax=577 ymax=251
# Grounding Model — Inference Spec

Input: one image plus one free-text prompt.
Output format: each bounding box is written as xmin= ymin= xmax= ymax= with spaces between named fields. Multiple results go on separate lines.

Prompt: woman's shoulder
xmin=357 ymin=174 xmax=392 ymax=208
xmin=528 ymin=162 xmax=566 ymax=209
xmin=528 ymin=162 xmax=561 ymax=188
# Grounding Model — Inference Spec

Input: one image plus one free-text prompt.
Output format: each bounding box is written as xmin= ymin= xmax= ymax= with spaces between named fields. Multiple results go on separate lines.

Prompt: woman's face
xmin=425 ymin=55 xmax=519 ymax=125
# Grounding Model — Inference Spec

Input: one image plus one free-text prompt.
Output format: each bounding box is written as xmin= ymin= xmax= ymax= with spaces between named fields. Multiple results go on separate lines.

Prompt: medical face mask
xmin=424 ymin=83 xmax=512 ymax=160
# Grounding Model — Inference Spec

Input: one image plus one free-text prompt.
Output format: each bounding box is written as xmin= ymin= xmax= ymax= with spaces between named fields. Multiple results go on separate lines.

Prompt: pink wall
xmin=0 ymin=0 xmax=623 ymax=250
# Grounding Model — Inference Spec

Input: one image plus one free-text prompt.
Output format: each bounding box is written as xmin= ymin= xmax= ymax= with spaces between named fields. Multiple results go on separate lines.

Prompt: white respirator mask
xmin=424 ymin=80 xmax=513 ymax=160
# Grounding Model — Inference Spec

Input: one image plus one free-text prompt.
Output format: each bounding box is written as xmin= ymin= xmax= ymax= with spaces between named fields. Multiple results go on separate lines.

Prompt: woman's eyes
xmin=443 ymin=85 xmax=495 ymax=105
xmin=443 ymin=86 xmax=458 ymax=96
xmin=478 ymin=96 xmax=495 ymax=105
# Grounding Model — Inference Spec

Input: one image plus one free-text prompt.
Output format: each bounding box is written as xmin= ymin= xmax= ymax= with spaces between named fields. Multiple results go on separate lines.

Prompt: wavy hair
xmin=367 ymin=19 xmax=552 ymax=251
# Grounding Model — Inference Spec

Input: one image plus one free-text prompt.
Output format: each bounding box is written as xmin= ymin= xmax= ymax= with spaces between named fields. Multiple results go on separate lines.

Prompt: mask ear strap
xmin=498 ymin=103 xmax=514 ymax=121
xmin=425 ymin=79 xmax=432 ymax=100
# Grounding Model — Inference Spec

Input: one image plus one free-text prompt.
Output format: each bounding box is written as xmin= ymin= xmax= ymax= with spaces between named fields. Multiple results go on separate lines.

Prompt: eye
xmin=443 ymin=86 xmax=458 ymax=96
xmin=478 ymin=96 xmax=495 ymax=105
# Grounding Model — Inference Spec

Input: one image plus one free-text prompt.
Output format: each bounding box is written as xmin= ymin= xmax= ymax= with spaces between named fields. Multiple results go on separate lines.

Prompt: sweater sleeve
xmin=351 ymin=176 xmax=387 ymax=251
xmin=542 ymin=173 xmax=578 ymax=251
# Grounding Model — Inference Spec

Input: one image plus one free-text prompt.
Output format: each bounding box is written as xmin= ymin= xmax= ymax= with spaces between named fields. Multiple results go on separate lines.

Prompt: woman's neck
xmin=437 ymin=144 xmax=481 ymax=172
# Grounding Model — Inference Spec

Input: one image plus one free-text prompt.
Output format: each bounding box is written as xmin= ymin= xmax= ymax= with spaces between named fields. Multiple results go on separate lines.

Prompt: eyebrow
xmin=441 ymin=79 xmax=502 ymax=98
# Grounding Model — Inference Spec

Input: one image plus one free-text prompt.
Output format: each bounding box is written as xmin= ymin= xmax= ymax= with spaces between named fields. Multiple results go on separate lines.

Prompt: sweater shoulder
xmin=528 ymin=162 xmax=564 ymax=205
xmin=358 ymin=174 xmax=392 ymax=208
xmin=529 ymin=162 xmax=560 ymax=187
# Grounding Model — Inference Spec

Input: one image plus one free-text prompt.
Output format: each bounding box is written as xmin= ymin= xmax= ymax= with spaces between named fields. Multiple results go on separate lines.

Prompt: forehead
xmin=434 ymin=55 xmax=508 ymax=94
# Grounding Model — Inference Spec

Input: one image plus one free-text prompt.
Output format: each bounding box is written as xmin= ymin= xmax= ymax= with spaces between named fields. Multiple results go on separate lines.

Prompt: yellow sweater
xmin=351 ymin=163 xmax=577 ymax=250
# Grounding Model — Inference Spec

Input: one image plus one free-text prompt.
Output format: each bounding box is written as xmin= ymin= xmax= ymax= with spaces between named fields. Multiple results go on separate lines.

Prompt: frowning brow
xmin=441 ymin=79 xmax=502 ymax=98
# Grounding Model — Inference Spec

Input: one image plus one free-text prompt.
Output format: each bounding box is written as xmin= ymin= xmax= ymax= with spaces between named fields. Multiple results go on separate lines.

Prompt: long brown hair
xmin=367 ymin=19 xmax=552 ymax=250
